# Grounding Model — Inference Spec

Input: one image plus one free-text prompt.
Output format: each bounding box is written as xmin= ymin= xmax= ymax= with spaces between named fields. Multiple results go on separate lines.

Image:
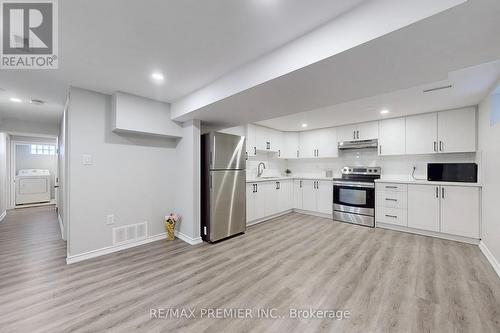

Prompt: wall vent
xmin=113 ymin=222 xmax=148 ymax=245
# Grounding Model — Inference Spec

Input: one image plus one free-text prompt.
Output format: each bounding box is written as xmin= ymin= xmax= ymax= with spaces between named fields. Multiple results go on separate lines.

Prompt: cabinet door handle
xmin=379 ymin=145 xmax=382 ymax=155
xmin=245 ymin=152 xmax=248 ymax=160
xmin=266 ymin=142 xmax=270 ymax=150
xmin=357 ymin=130 xmax=360 ymax=139
xmin=433 ymin=141 xmax=437 ymax=152
xmin=385 ymin=214 xmax=398 ymax=219
xmin=256 ymin=184 xmax=259 ymax=193
xmin=385 ymin=198 xmax=397 ymax=202
xmin=316 ymin=149 xmax=319 ymax=157
xmin=278 ymin=149 xmax=280 ymax=158
xmin=253 ymin=184 xmax=256 ymax=193
xmin=254 ymin=147 xmax=257 ymax=155
xmin=299 ymin=180 xmax=302 ymax=188
xmin=296 ymin=150 xmax=299 ymax=158
xmin=435 ymin=187 xmax=439 ymax=198
xmin=441 ymin=187 xmax=445 ymax=199
xmin=385 ymin=186 xmax=398 ymax=189
xmin=439 ymin=141 xmax=443 ymax=152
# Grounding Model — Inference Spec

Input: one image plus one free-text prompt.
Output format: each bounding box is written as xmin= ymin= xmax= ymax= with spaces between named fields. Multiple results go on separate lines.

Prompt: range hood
xmin=338 ymin=139 xmax=378 ymax=150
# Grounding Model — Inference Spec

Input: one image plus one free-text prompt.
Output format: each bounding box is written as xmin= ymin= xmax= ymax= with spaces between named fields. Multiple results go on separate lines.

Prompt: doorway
xmin=9 ymin=136 xmax=59 ymax=210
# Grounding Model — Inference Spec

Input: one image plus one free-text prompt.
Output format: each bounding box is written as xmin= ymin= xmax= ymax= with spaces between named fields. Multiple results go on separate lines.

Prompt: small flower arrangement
xmin=165 ymin=213 xmax=181 ymax=240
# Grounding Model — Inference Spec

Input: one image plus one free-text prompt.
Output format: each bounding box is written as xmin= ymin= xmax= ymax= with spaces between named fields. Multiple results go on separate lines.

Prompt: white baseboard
xmin=293 ymin=209 xmax=332 ymax=219
xmin=479 ymin=241 xmax=500 ymax=279
xmin=0 ymin=210 xmax=6 ymax=223
xmin=247 ymin=210 xmax=293 ymax=227
xmin=377 ymin=222 xmax=480 ymax=245
xmin=175 ymin=230 xmax=203 ymax=245
xmin=57 ymin=213 xmax=64 ymax=240
xmin=66 ymin=233 xmax=167 ymax=264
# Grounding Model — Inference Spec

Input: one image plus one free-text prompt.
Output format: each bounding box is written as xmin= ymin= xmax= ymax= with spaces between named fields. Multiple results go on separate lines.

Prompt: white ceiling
xmin=185 ymin=0 xmax=500 ymax=128
xmin=257 ymin=60 xmax=500 ymax=131
xmin=0 ymin=0 xmax=366 ymax=124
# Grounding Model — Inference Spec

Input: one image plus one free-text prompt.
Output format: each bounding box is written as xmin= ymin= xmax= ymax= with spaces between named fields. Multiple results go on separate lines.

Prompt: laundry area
xmin=11 ymin=137 xmax=58 ymax=208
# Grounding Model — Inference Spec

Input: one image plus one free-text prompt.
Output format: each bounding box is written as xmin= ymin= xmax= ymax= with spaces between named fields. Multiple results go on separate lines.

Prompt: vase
xmin=165 ymin=222 xmax=176 ymax=240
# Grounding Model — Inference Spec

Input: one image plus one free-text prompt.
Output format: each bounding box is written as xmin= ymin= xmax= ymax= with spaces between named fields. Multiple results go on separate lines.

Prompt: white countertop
xmin=246 ymin=176 xmax=333 ymax=183
xmin=375 ymin=179 xmax=482 ymax=187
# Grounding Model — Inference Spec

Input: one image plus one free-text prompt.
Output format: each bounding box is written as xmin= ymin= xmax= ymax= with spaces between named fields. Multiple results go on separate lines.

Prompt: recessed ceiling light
xmin=380 ymin=109 xmax=389 ymax=115
xmin=10 ymin=97 xmax=22 ymax=103
xmin=151 ymin=72 xmax=165 ymax=83
xmin=301 ymin=123 xmax=308 ymax=128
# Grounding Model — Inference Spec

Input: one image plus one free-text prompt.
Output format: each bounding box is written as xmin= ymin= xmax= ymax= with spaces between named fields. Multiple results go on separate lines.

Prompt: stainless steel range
xmin=333 ymin=166 xmax=381 ymax=228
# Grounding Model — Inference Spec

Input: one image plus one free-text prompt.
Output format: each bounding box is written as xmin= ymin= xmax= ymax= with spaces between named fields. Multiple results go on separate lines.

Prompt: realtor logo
xmin=1 ymin=0 xmax=58 ymax=69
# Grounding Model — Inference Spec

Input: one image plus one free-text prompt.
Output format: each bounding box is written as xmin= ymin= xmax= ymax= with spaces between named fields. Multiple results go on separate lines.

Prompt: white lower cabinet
xmin=407 ymin=184 xmax=440 ymax=232
xmin=298 ymin=179 xmax=332 ymax=214
xmin=293 ymin=179 xmax=303 ymax=209
xmin=246 ymin=180 xmax=293 ymax=224
xmin=316 ymin=181 xmax=333 ymax=214
xmin=377 ymin=183 xmax=481 ymax=240
xmin=440 ymin=186 xmax=480 ymax=238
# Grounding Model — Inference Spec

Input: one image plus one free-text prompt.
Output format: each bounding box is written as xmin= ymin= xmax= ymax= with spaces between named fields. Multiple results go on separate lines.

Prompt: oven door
xmin=333 ymin=183 xmax=375 ymax=216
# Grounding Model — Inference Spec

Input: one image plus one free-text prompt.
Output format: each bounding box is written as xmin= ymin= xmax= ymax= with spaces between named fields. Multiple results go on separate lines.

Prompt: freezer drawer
xmin=209 ymin=170 xmax=246 ymax=241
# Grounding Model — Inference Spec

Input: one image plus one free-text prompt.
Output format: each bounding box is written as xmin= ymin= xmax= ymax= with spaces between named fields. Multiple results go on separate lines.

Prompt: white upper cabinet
xmin=440 ymin=186 xmax=479 ymax=238
xmin=281 ymin=132 xmax=299 ymax=159
xmin=254 ymin=125 xmax=282 ymax=153
xmin=315 ymin=128 xmax=338 ymax=158
xmin=378 ymin=118 xmax=406 ymax=156
xmin=246 ymin=124 xmax=257 ymax=157
xmin=405 ymin=113 xmax=438 ymax=155
xmin=437 ymin=107 xmax=476 ymax=153
xmin=299 ymin=128 xmax=337 ymax=158
xmin=337 ymin=121 xmax=378 ymax=142
xmin=299 ymin=131 xmax=316 ymax=158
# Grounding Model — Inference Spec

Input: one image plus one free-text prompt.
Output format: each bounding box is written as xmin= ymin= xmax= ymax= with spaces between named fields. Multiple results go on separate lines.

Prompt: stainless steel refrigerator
xmin=201 ymin=132 xmax=246 ymax=242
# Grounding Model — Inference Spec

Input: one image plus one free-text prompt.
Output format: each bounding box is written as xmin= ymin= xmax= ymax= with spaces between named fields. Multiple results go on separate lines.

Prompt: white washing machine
xmin=15 ymin=169 xmax=51 ymax=205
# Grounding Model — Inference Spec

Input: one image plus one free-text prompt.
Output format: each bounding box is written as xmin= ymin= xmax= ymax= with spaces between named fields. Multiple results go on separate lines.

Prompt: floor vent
xmin=113 ymin=222 xmax=148 ymax=245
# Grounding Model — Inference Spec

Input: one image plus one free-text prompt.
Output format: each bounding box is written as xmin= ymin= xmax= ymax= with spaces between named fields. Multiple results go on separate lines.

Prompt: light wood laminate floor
xmin=0 ymin=207 xmax=499 ymax=332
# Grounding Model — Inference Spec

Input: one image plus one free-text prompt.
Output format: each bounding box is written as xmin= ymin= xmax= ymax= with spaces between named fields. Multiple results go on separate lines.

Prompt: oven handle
xmin=333 ymin=181 xmax=375 ymax=188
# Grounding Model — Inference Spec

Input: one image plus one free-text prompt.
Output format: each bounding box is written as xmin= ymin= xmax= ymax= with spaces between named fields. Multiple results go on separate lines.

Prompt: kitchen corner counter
xmin=375 ymin=179 xmax=482 ymax=187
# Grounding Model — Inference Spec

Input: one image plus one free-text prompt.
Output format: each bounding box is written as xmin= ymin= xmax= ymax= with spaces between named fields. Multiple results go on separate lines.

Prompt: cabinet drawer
xmin=376 ymin=207 xmax=407 ymax=226
xmin=376 ymin=190 xmax=407 ymax=209
xmin=377 ymin=183 xmax=408 ymax=192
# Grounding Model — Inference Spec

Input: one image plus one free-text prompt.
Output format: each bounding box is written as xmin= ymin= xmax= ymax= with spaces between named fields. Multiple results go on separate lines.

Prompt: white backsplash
xmin=285 ymin=150 xmax=477 ymax=180
xmin=247 ymin=151 xmax=288 ymax=178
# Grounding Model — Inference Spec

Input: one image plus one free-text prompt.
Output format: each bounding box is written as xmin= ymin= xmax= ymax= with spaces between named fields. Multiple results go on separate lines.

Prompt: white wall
xmin=477 ymin=82 xmax=500 ymax=268
xmin=0 ymin=133 xmax=7 ymax=218
xmin=174 ymin=120 xmax=201 ymax=242
xmin=66 ymin=87 xmax=179 ymax=257
xmin=0 ymin=119 xmax=59 ymax=136
xmin=15 ymin=143 xmax=57 ymax=199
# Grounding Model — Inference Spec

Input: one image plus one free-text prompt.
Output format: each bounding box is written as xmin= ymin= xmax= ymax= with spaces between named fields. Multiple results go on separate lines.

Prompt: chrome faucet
xmin=257 ymin=162 xmax=266 ymax=177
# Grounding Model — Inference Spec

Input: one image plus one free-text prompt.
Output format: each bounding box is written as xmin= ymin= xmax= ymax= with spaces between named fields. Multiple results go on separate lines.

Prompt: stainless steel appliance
xmin=338 ymin=139 xmax=378 ymax=150
xmin=427 ymin=163 xmax=478 ymax=183
xmin=201 ymin=132 xmax=246 ymax=242
xmin=333 ymin=166 xmax=381 ymax=227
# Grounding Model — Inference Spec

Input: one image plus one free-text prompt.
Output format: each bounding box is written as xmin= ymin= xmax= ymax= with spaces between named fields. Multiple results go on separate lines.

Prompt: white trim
xmin=0 ymin=210 xmax=6 ymax=223
xmin=479 ymin=241 xmax=500 ymax=279
xmin=376 ymin=222 xmax=480 ymax=245
xmin=66 ymin=233 xmax=167 ymax=264
xmin=175 ymin=230 xmax=203 ymax=245
xmin=293 ymin=209 xmax=332 ymax=219
xmin=58 ymin=213 xmax=64 ymax=240
xmin=247 ymin=210 xmax=293 ymax=227
xmin=15 ymin=200 xmax=56 ymax=209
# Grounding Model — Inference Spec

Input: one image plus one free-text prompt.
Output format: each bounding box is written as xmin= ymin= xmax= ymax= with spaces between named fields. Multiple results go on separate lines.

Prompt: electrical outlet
xmin=82 ymin=154 xmax=93 ymax=165
xmin=106 ymin=214 xmax=114 ymax=225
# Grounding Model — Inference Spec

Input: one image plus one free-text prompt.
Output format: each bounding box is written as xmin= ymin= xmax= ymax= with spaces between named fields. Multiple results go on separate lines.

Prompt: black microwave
xmin=427 ymin=163 xmax=478 ymax=183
